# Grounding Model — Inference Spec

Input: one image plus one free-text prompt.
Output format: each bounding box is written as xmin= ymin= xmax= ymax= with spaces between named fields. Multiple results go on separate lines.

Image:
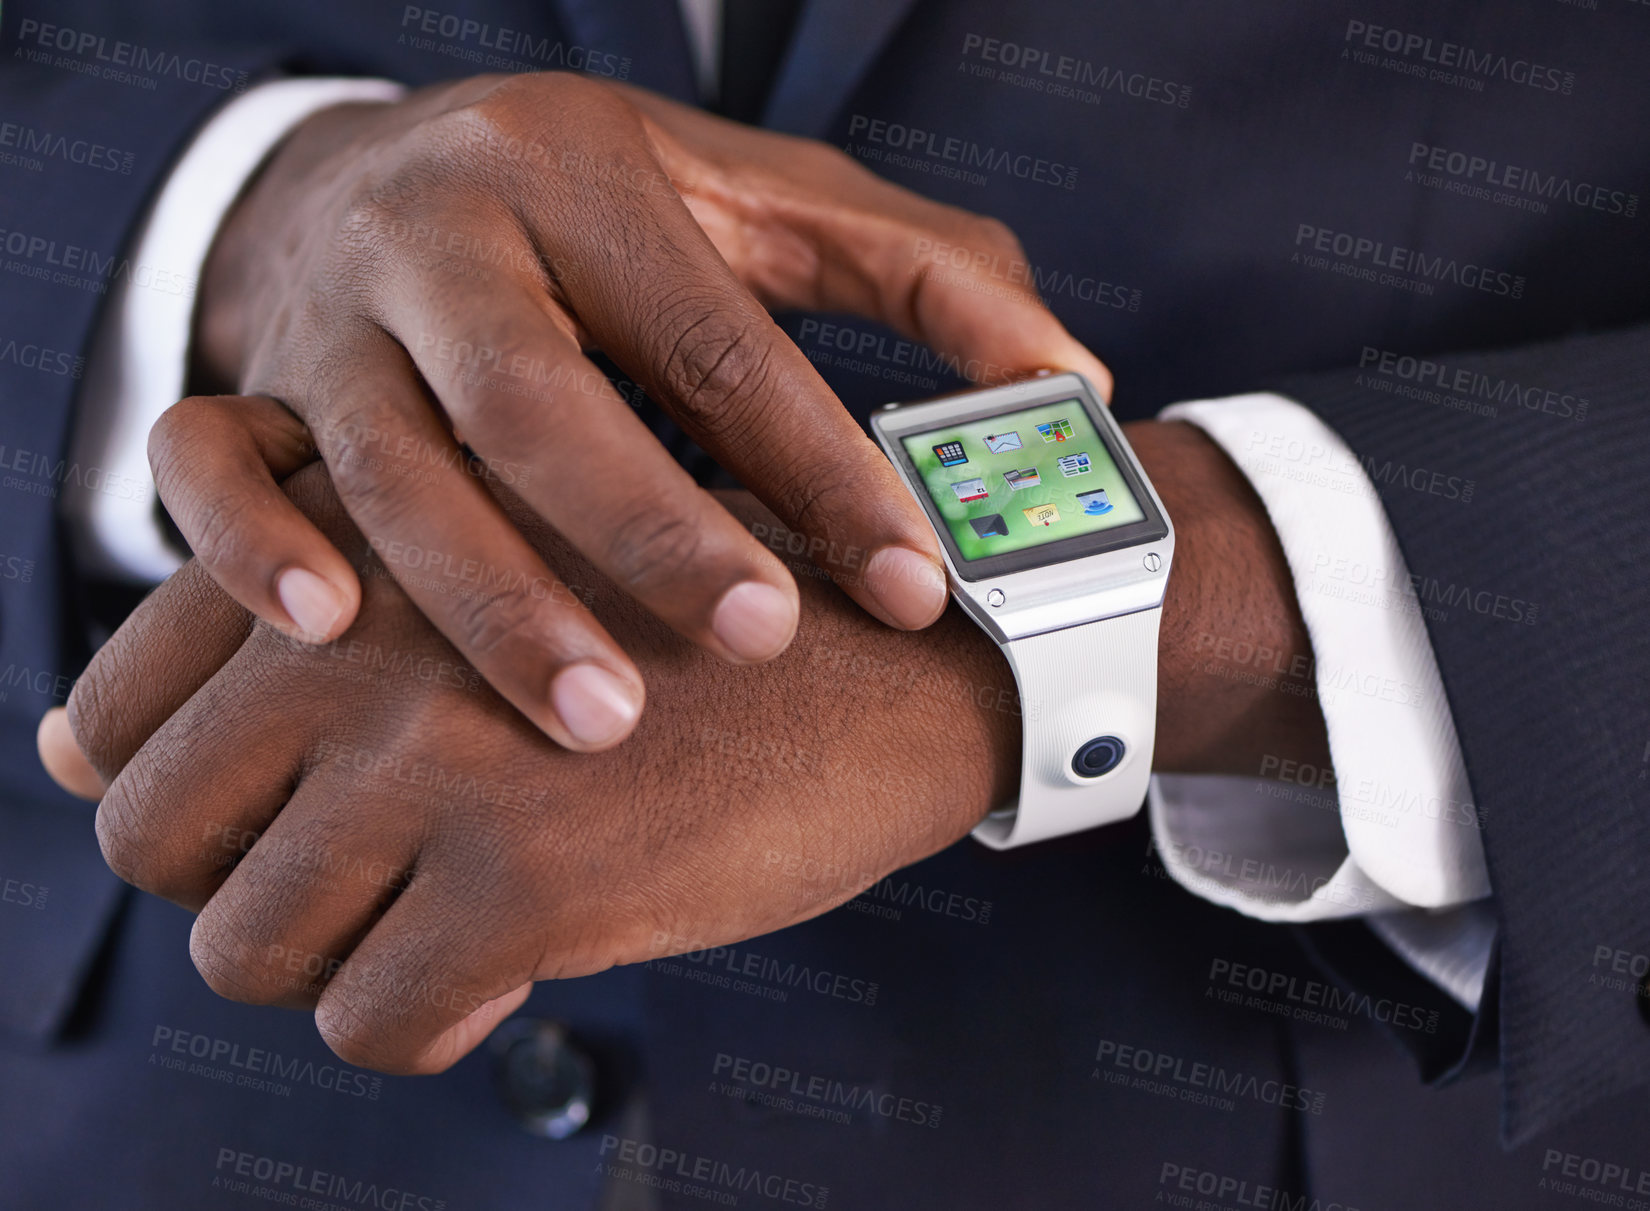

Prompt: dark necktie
xmin=717 ymin=0 xmax=806 ymax=124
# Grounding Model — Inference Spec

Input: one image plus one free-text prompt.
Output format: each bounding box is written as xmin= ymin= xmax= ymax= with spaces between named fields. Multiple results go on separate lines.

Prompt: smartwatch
xmin=871 ymin=372 xmax=1173 ymax=849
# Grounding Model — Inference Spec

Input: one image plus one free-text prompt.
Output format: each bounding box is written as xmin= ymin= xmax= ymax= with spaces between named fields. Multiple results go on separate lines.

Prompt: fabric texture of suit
xmin=1 ymin=0 xmax=1647 ymax=1204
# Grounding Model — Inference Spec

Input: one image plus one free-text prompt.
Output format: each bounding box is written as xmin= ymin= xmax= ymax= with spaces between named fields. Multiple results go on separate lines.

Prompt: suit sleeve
xmin=0 ymin=31 xmax=279 ymax=1042
xmin=69 ymin=77 xmax=406 ymax=585
xmin=1268 ymin=324 xmax=1650 ymax=1146
xmin=0 ymin=26 xmax=281 ymax=792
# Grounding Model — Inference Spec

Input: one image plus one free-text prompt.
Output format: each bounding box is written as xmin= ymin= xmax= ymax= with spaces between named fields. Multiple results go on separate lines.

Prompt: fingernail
xmin=865 ymin=546 xmax=948 ymax=629
xmin=550 ymin=663 xmax=641 ymax=748
xmin=712 ymin=581 xmax=798 ymax=663
xmin=276 ymin=567 xmax=347 ymax=641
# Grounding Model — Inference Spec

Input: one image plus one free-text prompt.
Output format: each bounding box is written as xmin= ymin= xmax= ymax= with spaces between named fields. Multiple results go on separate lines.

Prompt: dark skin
xmin=41 ymin=416 xmax=1328 ymax=1075
xmin=166 ymin=71 xmax=1116 ymax=752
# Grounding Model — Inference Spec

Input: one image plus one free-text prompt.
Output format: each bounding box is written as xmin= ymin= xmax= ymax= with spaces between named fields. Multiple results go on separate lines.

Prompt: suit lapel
xmin=763 ymin=0 xmax=925 ymax=135
xmin=550 ymin=0 xmax=700 ymax=102
xmin=549 ymin=0 xmax=924 ymax=133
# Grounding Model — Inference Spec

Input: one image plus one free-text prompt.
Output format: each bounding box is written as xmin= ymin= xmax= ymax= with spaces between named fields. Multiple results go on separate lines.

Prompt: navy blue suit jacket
xmin=2 ymin=0 xmax=1648 ymax=1205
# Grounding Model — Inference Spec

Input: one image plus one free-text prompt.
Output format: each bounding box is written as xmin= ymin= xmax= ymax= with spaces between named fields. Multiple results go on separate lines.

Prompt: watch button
xmin=1142 ymin=552 xmax=1162 ymax=572
xmin=1072 ymin=736 xmax=1126 ymax=778
xmin=986 ymin=589 xmax=1006 ymax=607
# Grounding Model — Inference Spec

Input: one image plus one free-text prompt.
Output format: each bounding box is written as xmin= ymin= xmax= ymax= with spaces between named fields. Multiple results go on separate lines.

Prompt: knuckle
xmin=147 ymin=400 xmax=217 ymax=510
xmin=66 ymin=659 xmax=124 ymax=784
xmin=601 ymin=507 xmax=704 ymax=596
xmin=417 ymin=317 xmax=543 ymax=426
xmin=653 ymin=292 xmax=776 ymax=438
xmin=315 ymin=990 xmax=408 ymax=1074
xmin=94 ymin=769 xmax=209 ymax=900
xmin=190 ymin=908 xmax=289 ymax=1005
xmin=443 ymin=74 xmax=635 ymax=180
xmin=968 ymin=214 xmax=1026 ymax=259
xmin=181 ymin=484 xmax=258 ymax=572
xmin=146 ymin=395 xmax=213 ymax=468
xmin=334 ymin=183 xmax=410 ymax=250
xmin=320 ymin=398 xmax=424 ymax=529
xmin=93 ymin=784 xmax=145 ymax=887
xmin=449 ymin=581 xmax=548 ymax=659
xmin=770 ymin=460 xmax=865 ymax=545
xmin=480 ymin=70 xmax=607 ymax=126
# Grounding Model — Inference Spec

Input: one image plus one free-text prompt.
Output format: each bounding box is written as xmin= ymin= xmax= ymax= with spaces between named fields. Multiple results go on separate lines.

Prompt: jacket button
xmin=490 ymin=1017 xmax=596 ymax=1139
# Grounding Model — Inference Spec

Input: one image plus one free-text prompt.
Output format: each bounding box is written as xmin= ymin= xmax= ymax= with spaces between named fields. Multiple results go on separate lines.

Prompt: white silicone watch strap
xmin=972 ymin=606 xmax=1163 ymax=849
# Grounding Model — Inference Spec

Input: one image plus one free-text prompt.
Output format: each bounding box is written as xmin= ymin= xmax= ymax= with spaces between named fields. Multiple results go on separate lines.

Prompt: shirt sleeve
xmin=65 ymin=77 xmax=407 ymax=584
xmin=1148 ymin=393 xmax=1494 ymax=1010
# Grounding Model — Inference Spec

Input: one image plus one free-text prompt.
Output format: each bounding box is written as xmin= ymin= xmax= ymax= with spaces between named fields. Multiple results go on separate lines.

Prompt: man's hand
xmin=58 ymin=463 xmax=1019 ymax=1074
xmin=168 ymin=70 xmax=1110 ymax=751
xmin=43 ymin=421 xmax=1330 ymax=1075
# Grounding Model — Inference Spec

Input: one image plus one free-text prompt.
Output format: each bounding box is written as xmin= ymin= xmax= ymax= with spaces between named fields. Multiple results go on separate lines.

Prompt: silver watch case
xmin=871 ymin=371 xmax=1174 ymax=645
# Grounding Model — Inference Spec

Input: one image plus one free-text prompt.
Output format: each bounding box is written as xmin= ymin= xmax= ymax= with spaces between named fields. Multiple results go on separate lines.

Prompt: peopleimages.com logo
xmin=1407 ymin=143 xmax=1636 ymax=218
xmin=845 ymin=113 xmax=1078 ymax=190
xmin=599 ymin=1135 xmax=828 ymax=1207
xmin=1342 ymin=19 xmax=1574 ymax=94
xmin=1294 ymin=224 xmax=1525 ymax=298
xmin=12 ymin=20 xmax=248 ymax=91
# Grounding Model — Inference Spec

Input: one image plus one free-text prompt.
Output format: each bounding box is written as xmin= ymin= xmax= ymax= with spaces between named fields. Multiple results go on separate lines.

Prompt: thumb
xmin=37 ymin=707 xmax=105 ymax=800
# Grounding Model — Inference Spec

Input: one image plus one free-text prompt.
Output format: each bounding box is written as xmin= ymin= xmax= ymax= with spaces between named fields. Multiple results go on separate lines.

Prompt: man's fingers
xmin=66 ymin=560 xmax=253 ymax=786
xmin=629 ymin=104 xmax=1113 ymax=397
xmin=314 ymin=869 xmax=541 ymax=1075
xmin=189 ymin=776 xmax=421 ymax=1011
xmin=529 ymin=171 xmax=949 ymax=630
xmin=92 ymin=639 xmax=309 ymax=912
xmin=291 ymin=326 xmax=647 ymax=751
xmin=386 ymin=272 xmax=802 ymax=664
xmin=425 ymin=982 xmax=534 ymax=1072
xmin=36 ymin=707 xmax=104 ymax=800
xmin=775 ymin=182 xmax=1112 ymax=398
xmin=150 ymin=395 xmax=361 ymax=643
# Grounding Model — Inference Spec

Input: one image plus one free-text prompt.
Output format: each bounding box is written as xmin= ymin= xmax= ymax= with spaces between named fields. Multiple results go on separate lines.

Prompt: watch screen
xmin=899 ymin=399 xmax=1146 ymax=562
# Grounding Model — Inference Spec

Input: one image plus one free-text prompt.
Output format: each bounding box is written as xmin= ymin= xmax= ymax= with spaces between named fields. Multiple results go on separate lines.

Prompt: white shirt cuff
xmin=1150 ymin=393 xmax=1493 ymax=1010
xmin=67 ymin=77 xmax=407 ymax=584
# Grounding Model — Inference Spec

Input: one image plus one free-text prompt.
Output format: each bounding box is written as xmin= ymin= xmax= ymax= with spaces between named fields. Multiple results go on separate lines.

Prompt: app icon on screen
xmin=984 ymin=431 xmax=1022 ymax=454
xmin=1022 ymin=503 xmax=1060 ymax=527
xmin=1036 ymin=418 xmax=1073 ymax=443
xmin=1076 ymin=489 xmax=1113 ymax=516
xmin=951 ymin=477 xmax=989 ymax=503
xmin=969 ymin=514 xmax=1009 ymax=538
xmin=1057 ymin=452 xmax=1092 ymax=477
xmin=933 ymin=440 xmax=968 ymax=467
xmin=1003 ymin=467 xmax=1041 ymax=492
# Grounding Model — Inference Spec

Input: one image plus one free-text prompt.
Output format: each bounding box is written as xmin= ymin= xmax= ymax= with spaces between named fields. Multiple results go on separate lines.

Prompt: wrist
xmin=738 ymin=494 xmax=1018 ymax=844
xmin=1124 ymin=418 xmax=1331 ymax=777
xmin=809 ymin=416 xmax=1332 ymax=838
